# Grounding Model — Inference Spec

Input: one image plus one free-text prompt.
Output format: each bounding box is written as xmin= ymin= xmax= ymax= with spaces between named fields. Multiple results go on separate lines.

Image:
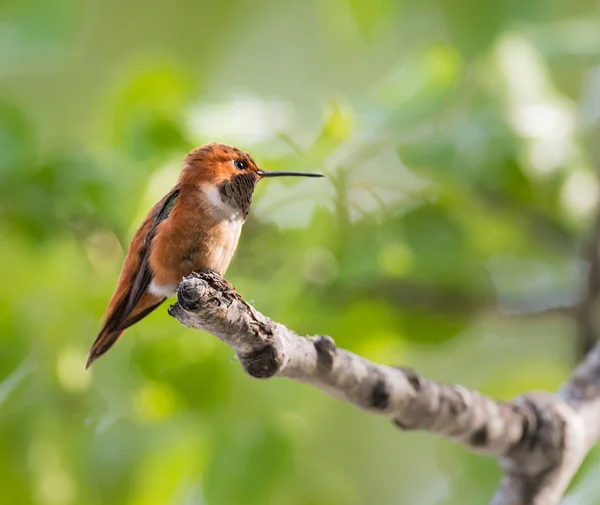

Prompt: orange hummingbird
xmin=86 ymin=143 xmax=323 ymax=368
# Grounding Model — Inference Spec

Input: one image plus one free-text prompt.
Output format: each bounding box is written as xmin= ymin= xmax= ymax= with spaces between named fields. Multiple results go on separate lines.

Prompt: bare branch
xmin=168 ymin=270 xmax=600 ymax=504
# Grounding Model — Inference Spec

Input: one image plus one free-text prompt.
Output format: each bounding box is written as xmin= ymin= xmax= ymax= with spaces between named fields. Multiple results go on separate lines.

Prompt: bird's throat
xmin=218 ymin=172 xmax=257 ymax=219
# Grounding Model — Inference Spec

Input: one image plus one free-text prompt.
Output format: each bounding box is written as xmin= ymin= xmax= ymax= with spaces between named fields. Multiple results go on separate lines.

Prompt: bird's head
xmin=180 ymin=143 xmax=323 ymax=217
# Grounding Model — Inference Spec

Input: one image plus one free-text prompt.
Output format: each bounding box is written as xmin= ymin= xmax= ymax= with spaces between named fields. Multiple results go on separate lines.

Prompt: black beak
xmin=258 ymin=170 xmax=324 ymax=178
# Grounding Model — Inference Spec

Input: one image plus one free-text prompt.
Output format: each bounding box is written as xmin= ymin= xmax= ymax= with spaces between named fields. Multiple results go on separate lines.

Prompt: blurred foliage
xmin=1 ymin=0 xmax=600 ymax=504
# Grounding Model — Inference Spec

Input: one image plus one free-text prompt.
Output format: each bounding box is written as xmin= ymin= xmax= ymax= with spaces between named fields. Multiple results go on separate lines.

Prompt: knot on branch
xmin=240 ymin=345 xmax=280 ymax=378
xmin=502 ymin=393 xmax=570 ymax=476
xmin=313 ymin=335 xmax=336 ymax=374
xmin=176 ymin=270 xmax=237 ymax=312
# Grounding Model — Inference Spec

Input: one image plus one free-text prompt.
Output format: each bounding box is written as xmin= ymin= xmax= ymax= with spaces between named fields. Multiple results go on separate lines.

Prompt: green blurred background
xmin=2 ymin=0 xmax=600 ymax=504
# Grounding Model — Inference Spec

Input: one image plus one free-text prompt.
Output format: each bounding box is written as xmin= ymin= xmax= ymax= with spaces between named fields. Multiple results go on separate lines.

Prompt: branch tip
xmin=177 ymin=277 xmax=204 ymax=311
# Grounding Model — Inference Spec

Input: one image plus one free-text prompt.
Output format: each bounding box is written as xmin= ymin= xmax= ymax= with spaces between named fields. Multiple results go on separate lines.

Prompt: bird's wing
xmin=86 ymin=187 xmax=181 ymax=368
xmin=103 ymin=188 xmax=181 ymax=333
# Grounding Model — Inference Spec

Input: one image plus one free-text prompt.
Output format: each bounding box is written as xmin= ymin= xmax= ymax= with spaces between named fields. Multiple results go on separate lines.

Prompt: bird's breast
xmin=149 ymin=184 xmax=246 ymax=293
xmin=203 ymin=216 xmax=244 ymax=275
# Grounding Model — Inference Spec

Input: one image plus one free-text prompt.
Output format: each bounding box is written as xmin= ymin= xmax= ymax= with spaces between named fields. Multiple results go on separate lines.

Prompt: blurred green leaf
xmin=109 ymin=62 xmax=193 ymax=160
xmin=0 ymin=0 xmax=78 ymax=63
xmin=0 ymin=100 xmax=35 ymax=172
xmin=347 ymin=0 xmax=397 ymax=41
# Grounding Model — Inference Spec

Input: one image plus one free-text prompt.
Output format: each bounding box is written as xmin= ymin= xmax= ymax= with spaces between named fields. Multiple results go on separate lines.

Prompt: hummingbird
xmin=86 ymin=143 xmax=323 ymax=368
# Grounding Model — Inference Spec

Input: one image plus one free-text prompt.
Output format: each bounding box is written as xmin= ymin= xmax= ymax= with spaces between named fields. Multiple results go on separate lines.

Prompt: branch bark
xmin=168 ymin=271 xmax=600 ymax=505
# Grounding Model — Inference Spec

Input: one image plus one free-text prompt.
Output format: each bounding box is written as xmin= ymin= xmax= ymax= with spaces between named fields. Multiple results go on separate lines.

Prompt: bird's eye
xmin=233 ymin=160 xmax=246 ymax=171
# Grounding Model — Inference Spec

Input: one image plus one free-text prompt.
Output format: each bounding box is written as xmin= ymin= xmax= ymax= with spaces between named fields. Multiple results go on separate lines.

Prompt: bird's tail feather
xmin=86 ymin=329 xmax=124 ymax=369
xmin=86 ymin=298 xmax=165 ymax=369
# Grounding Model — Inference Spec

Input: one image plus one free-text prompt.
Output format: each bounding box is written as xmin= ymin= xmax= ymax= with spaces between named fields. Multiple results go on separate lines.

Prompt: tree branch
xmin=168 ymin=270 xmax=600 ymax=505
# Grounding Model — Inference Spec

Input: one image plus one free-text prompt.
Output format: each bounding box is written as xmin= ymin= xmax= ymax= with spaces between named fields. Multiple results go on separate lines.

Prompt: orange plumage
xmin=87 ymin=143 xmax=323 ymax=368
